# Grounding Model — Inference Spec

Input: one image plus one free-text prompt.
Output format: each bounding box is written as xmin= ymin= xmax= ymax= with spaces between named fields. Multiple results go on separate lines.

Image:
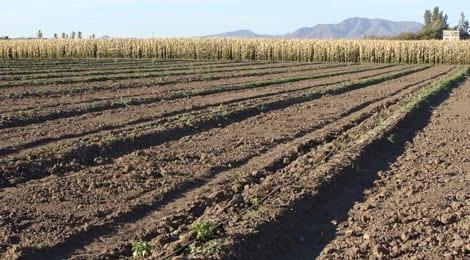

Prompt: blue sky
xmin=1 ymin=0 xmax=468 ymax=38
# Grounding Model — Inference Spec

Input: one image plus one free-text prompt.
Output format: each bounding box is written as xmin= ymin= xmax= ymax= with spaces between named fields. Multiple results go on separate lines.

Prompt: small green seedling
xmin=387 ymin=133 xmax=396 ymax=144
xmin=102 ymin=134 xmax=119 ymax=145
xmin=211 ymin=105 xmax=224 ymax=115
xmin=25 ymin=149 xmax=36 ymax=160
xmin=190 ymin=221 xmax=213 ymax=242
xmin=119 ymin=97 xmax=134 ymax=107
xmin=132 ymin=241 xmax=150 ymax=258
xmin=250 ymin=198 xmax=260 ymax=210
xmin=178 ymin=114 xmax=191 ymax=125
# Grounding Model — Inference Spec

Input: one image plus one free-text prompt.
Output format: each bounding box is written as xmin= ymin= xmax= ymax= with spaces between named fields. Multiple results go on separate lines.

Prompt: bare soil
xmin=0 ymin=59 xmax=467 ymax=259
xmin=317 ymin=79 xmax=470 ymax=259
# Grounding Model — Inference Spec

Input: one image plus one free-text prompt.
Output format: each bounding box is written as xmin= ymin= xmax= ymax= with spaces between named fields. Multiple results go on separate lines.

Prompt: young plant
xmin=119 ymin=97 xmax=134 ymax=107
xmin=190 ymin=221 xmax=213 ymax=242
xmin=250 ymin=197 xmax=260 ymax=211
xmin=387 ymin=133 xmax=397 ymax=144
xmin=102 ymin=134 xmax=119 ymax=145
xmin=178 ymin=114 xmax=191 ymax=125
xmin=132 ymin=241 xmax=150 ymax=258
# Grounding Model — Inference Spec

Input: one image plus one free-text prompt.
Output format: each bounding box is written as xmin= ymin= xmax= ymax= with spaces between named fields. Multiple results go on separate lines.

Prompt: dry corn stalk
xmin=0 ymin=38 xmax=468 ymax=64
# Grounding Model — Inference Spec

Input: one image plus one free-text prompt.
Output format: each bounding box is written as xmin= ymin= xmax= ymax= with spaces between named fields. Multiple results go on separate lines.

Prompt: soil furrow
xmin=0 ymin=60 xmax=245 ymax=78
xmin=317 ymin=78 xmax=470 ymax=259
xmin=0 ymin=59 xmax=178 ymax=70
xmin=0 ymin=65 xmax=427 ymax=185
xmin=0 ymin=60 xmax=280 ymax=86
xmin=0 ymin=65 xmax=392 ymax=154
xmin=2 ymin=59 xmax=465 ymax=260
xmin=96 ymin=66 xmax=458 ymax=260
xmin=0 ymin=59 xmax=218 ymax=73
xmin=0 ymin=62 xmax=343 ymax=113
xmin=189 ymin=68 xmax=467 ymax=260
xmin=0 ymin=62 xmax=349 ymax=101
xmin=0 ymin=61 xmax=327 ymax=89
xmin=0 ymin=64 xmax=383 ymax=133
xmin=0 ymin=64 xmax=456 ymax=258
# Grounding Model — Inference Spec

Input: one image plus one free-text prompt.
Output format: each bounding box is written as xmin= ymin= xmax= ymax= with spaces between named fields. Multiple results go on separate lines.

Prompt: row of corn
xmin=0 ymin=38 xmax=469 ymax=64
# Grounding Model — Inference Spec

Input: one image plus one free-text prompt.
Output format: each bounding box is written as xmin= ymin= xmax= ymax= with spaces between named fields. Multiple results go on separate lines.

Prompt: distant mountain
xmin=207 ymin=29 xmax=269 ymax=38
xmin=286 ymin=18 xmax=422 ymax=39
xmin=208 ymin=18 xmax=423 ymax=39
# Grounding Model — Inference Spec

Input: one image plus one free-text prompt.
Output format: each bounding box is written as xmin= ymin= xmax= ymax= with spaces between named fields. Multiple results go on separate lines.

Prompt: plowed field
xmin=0 ymin=59 xmax=468 ymax=259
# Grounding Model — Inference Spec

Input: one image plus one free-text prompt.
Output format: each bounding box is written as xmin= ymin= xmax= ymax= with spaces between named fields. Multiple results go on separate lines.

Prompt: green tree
xmin=419 ymin=6 xmax=448 ymax=39
xmin=424 ymin=10 xmax=432 ymax=26
xmin=78 ymin=31 xmax=83 ymax=39
xmin=37 ymin=30 xmax=43 ymax=39
xmin=431 ymin=7 xmax=440 ymax=22
xmin=61 ymin=32 xmax=66 ymax=39
xmin=394 ymin=32 xmax=419 ymax=40
xmin=458 ymin=12 xmax=469 ymax=37
xmin=71 ymin=31 xmax=76 ymax=39
xmin=53 ymin=33 xmax=58 ymax=39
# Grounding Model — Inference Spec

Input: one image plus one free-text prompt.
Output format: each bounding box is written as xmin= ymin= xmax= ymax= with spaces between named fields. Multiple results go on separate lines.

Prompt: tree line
xmin=367 ymin=7 xmax=469 ymax=40
xmin=416 ymin=7 xmax=468 ymax=39
xmin=36 ymin=30 xmax=96 ymax=39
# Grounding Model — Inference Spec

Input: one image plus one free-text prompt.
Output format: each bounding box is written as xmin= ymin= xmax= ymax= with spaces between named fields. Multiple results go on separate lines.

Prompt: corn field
xmin=0 ymin=38 xmax=469 ymax=64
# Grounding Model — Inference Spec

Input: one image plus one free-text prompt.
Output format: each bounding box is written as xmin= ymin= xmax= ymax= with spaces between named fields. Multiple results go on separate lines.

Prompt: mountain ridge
xmin=207 ymin=17 xmax=423 ymax=39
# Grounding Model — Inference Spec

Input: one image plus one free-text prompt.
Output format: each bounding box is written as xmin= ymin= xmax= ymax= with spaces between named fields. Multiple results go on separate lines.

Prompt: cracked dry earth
xmin=319 ymin=80 xmax=470 ymax=259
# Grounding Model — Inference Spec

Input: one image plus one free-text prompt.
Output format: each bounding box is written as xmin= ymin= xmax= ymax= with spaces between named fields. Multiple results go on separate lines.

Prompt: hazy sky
xmin=1 ymin=0 xmax=468 ymax=38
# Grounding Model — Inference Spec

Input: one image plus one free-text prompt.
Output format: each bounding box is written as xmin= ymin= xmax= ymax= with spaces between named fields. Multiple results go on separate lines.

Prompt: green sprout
xmin=132 ymin=241 xmax=150 ymax=258
xmin=190 ymin=221 xmax=213 ymax=242
xmin=387 ymin=133 xmax=396 ymax=144
xmin=250 ymin=198 xmax=260 ymax=210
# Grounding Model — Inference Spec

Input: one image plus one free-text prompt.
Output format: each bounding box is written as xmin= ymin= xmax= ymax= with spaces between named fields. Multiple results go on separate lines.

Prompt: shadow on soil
xmin=15 ymin=73 xmax=461 ymax=259
xmin=17 ymin=156 xmax=255 ymax=259
xmin=16 ymin=87 xmax=377 ymax=259
xmin=232 ymin=79 xmax=463 ymax=260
